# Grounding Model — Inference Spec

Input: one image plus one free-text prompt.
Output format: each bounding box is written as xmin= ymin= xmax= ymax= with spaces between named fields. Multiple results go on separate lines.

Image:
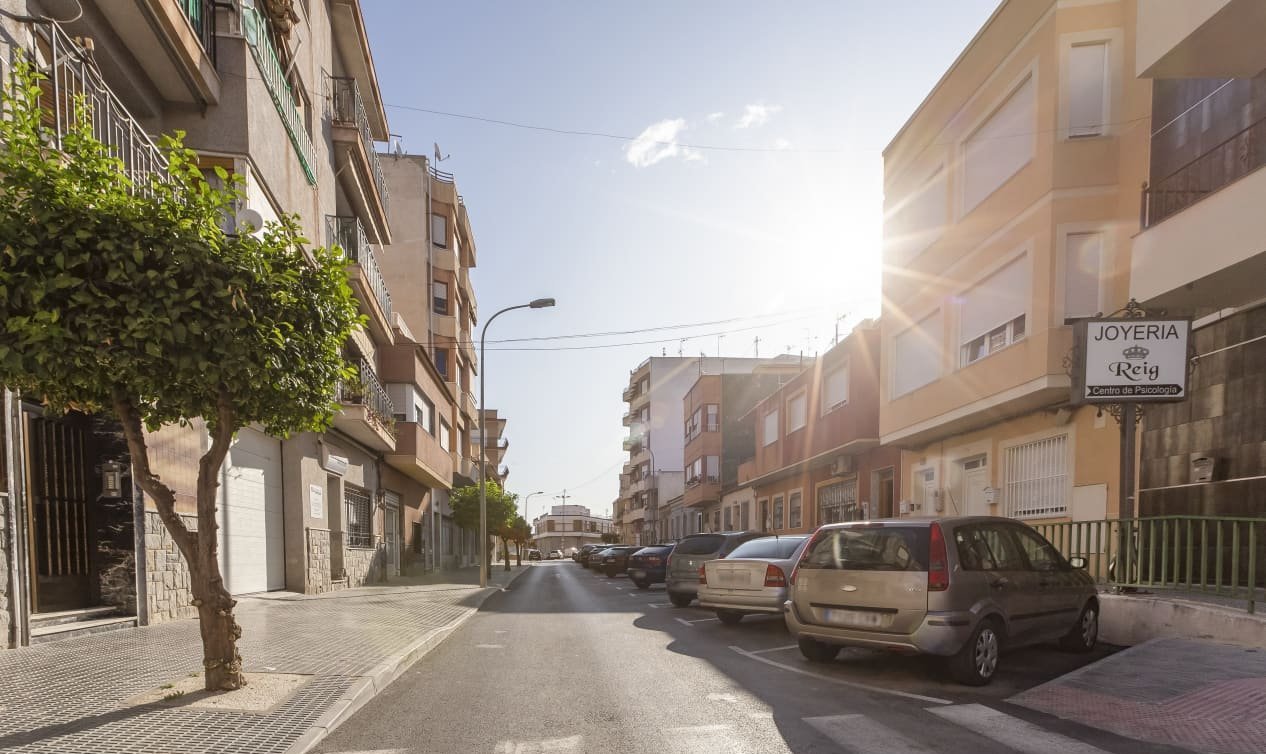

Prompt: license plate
xmin=629 ymin=570 xmax=646 ymax=579
xmin=719 ymin=571 xmax=745 ymax=586
xmin=822 ymin=608 xmax=886 ymax=628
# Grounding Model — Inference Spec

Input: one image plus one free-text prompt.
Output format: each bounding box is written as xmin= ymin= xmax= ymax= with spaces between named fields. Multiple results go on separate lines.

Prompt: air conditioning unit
xmin=830 ymin=456 xmax=853 ymax=476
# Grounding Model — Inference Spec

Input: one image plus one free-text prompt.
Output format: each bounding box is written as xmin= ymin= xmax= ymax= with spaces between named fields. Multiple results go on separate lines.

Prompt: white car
xmin=546 ymin=550 xmax=564 ymax=560
xmin=698 ymin=535 xmax=809 ymax=624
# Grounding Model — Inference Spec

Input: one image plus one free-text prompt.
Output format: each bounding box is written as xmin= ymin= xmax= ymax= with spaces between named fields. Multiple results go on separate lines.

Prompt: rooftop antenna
xmin=433 ymin=142 xmax=450 ymax=163
xmin=389 ymin=133 xmax=404 ymax=157
xmin=753 ymin=336 xmax=760 ymax=357
xmin=678 ymin=338 xmax=686 ymax=357
xmin=833 ymin=313 xmax=848 ymax=346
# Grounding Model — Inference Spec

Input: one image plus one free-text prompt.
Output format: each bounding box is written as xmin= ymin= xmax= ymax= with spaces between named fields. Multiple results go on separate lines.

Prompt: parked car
xmin=598 ymin=545 xmax=644 ymax=577
xmin=526 ymin=549 xmax=543 ymax=561
xmin=586 ymin=547 xmax=616 ymax=570
xmin=546 ymin=550 xmax=564 ymax=560
xmin=698 ymin=535 xmax=808 ymax=624
xmin=784 ymin=517 xmax=1099 ymax=686
xmin=576 ymin=544 xmax=607 ymax=566
xmin=666 ymin=531 xmax=767 ymax=607
xmin=627 ymin=544 xmax=675 ymax=589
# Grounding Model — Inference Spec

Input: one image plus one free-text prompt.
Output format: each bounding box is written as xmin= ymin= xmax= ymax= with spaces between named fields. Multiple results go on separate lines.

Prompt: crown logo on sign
xmin=1122 ymin=345 xmax=1149 ymax=360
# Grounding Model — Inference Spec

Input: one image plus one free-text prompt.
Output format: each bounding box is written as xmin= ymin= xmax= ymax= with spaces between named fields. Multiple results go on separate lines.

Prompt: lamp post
xmin=522 ymin=490 xmax=545 ymax=551
xmin=480 ymin=298 xmax=555 ymax=588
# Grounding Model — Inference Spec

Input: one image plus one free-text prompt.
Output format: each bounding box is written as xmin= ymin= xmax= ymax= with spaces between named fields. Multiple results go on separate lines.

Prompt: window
xmin=1009 ymin=525 xmax=1066 ymax=572
xmin=1068 ymin=43 xmax=1107 ymax=138
xmin=418 ymin=396 xmax=434 ymax=434
xmin=963 ymin=75 xmax=1035 ymax=213
xmin=799 ymin=526 xmax=930 ymax=572
xmin=705 ymin=456 xmax=719 ymax=484
xmin=763 ymin=408 xmax=779 ymax=446
xmin=1064 ymin=232 xmax=1103 ymax=320
xmin=433 ymin=281 xmax=449 ymax=315
xmin=960 ymin=254 xmax=1030 ymax=366
xmin=1004 ymin=434 xmax=1069 ymax=518
xmin=431 ymin=213 xmax=447 ymax=247
xmin=686 ymin=457 xmax=703 ymax=484
xmin=788 ymin=491 xmax=802 ymax=528
xmin=893 ymin=311 xmax=942 ymax=397
xmin=888 ymin=165 xmax=947 ymax=260
xmin=772 ymin=495 xmax=784 ymax=530
xmin=818 ymin=479 xmax=858 ymax=524
xmin=546 ymin=520 xmax=556 ymax=532
xmin=705 ymin=404 xmax=719 ymax=432
xmin=787 ymin=392 xmax=807 ymax=433
xmin=723 ymin=507 xmax=732 ymax=530
xmin=823 ymin=363 xmax=849 ymax=412
xmin=434 ymin=348 xmax=449 ymax=379
xmin=954 ymin=525 xmax=1026 ymax=571
xmin=759 ymin=499 xmax=769 ymax=530
xmin=729 ymin=536 xmax=807 ymax=559
xmin=740 ymin=501 xmax=750 ymax=530
xmin=685 ymin=407 xmax=702 ymax=440
xmin=438 ymin=419 xmax=451 ymax=451
xmin=345 ymin=484 xmax=373 ymax=548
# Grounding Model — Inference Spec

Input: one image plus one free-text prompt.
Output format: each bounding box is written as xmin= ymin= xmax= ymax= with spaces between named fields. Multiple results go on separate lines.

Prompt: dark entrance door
xmin=876 ymin=468 xmax=895 ymax=519
xmin=24 ymin=412 xmax=95 ymax=613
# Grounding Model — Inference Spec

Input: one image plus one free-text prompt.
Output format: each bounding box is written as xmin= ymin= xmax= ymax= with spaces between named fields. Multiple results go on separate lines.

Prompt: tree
xmin=0 ymin=64 xmax=361 ymax=691
xmin=601 ymin=532 xmax=620 ymax=544
xmin=508 ymin=515 xmax=531 ymax=566
xmin=450 ymin=480 xmax=517 ymax=574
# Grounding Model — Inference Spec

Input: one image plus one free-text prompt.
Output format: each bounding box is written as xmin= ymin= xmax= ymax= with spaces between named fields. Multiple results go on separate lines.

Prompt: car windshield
xmin=673 ymin=535 xmax=726 ymax=555
xmin=728 ymin=536 xmax=807 ymax=559
xmin=800 ymin=527 xmax=930 ymax=572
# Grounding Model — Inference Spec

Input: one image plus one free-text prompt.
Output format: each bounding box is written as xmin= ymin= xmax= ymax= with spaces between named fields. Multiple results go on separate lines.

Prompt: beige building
xmin=880 ymin=0 xmax=1151 ymax=526
xmin=533 ymin=505 xmax=615 ymax=555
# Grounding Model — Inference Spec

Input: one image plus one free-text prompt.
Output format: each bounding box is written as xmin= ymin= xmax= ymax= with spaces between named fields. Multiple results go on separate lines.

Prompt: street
xmin=315 ymin=563 xmax=1189 ymax=754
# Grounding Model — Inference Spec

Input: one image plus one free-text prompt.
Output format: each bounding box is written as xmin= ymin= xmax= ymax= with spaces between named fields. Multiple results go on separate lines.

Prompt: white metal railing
xmin=241 ymin=2 xmax=316 ymax=184
xmin=330 ymin=76 xmax=389 ymax=215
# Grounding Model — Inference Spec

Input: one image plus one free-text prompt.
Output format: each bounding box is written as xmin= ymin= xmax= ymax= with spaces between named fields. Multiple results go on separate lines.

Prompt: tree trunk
xmin=515 ymin=542 xmax=522 ymax=567
xmin=114 ymin=389 xmax=245 ymax=691
xmin=502 ymin=538 xmax=511 ymax=571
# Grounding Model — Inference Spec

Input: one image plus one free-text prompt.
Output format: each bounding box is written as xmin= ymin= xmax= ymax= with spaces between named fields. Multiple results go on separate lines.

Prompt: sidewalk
xmin=1010 ymin=637 xmax=1266 ymax=754
xmin=0 ymin=564 xmax=530 ymax=754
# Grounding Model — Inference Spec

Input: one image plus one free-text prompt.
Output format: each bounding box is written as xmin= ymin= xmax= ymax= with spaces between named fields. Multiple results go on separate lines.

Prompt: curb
xmin=283 ymin=565 xmax=533 ymax=754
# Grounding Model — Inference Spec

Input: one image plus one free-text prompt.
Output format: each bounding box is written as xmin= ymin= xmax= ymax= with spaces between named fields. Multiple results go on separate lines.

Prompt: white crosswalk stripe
xmin=804 ymin=714 xmax=939 ymax=753
xmin=928 ymin=704 xmax=1113 ymax=754
xmin=492 ymin=735 xmax=583 ymax=753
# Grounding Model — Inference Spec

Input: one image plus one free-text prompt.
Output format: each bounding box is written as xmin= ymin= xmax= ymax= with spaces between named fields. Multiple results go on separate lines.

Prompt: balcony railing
xmin=330 ymin=76 xmax=389 ymax=215
xmin=33 ymin=20 xmax=168 ymax=189
xmin=241 ymin=2 xmax=316 ymax=184
xmin=1143 ymin=115 xmax=1266 ymax=228
xmin=338 ymin=356 xmax=396 ymax=437
xmin=328 ymin=215 xmax=392 ymax=319
xmin=177 ymin=0 xmax=217 ymax=65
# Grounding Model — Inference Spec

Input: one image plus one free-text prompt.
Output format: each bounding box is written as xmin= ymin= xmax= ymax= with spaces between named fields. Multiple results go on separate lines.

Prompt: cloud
xmin=773 ymin=137 xmax=792 ymax=151
xmin=625 ymin=118 xmax=688 ymax=168
xmin=735 ymin=103 xmax=782 ymax=129
xmin=706 ymin=111 xmax=725 ymax=123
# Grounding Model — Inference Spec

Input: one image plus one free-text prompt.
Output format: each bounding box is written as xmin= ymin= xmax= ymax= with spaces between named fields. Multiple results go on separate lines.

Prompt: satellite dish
xmin=237 ymin=208 xmax=264 ymax=235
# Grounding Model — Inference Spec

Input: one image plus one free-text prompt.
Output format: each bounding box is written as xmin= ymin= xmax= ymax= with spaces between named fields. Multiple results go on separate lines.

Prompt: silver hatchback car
xmin=783 ymin=517 xmax=1099 ymax=685
xmin=698 ymin=535 xmax=808 ymax=624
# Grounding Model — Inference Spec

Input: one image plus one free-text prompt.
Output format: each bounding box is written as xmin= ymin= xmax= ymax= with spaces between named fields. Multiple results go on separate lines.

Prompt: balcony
xmin=622 ymin=411 xmax=633 ymax=427
xmin=330 ymin=76 xmax=391 ymax=243
xmin=335 ymin=357 xmax=396 ymax=451
xmin=1133 ymin=117 xmax=1266 ymax=312
xmin=433 ymin=312 xmax=458 ymax=339
xmin=328 ymin=216 xmax=393 ymax=343
xmin=683 ymin=476 xmax=721 ymax=509
xmin=33 ymin=21 xmax=169 ymax=188
xmin=622 ymin=434 xmax=643 ymax=453
xmin=622 ymin=385 xmax=638 ymax=403
xmin=88 ymin=0 xmax=219 ymax=106
xmin=1136 ymin=0 xmax=1266 ymax=78
xmin=385 ymin=420 xmax=452 ymax=489
xmin=241 ymin=2 xmax=316 ymax=184
xmin=328 ymin=0 xmax=388 ymax=136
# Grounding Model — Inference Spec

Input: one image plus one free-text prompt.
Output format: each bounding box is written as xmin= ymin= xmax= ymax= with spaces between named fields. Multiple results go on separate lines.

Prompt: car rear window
xmin=728 ymin=536 xmax=806 ymax=559
xmin=673 ymin=535 xmax=726 ymax=555
xmin=799 ymin=526 xmax=930 ymax=572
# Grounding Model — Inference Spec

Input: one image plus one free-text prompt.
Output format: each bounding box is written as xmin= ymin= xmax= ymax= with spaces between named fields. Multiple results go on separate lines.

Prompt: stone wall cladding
xmin=1 ymin=493 xmax=11 ymax=649
xmin=144 ymin=512 xmax=197 ymax=624
xmin=342 ymin=545 xmax=382 ymax=588
xmin=306 ymin=528 xmax=332 ymax=594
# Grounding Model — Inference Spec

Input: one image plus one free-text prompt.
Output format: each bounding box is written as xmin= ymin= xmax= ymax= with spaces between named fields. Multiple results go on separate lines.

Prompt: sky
xmin=361 ymin=1 xmax=1000 ymax=523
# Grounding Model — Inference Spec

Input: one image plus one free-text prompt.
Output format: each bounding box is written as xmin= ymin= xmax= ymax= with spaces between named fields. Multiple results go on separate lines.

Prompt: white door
xmin=219 ymin=428 xmax=285 ymax=594
xmin=384 ymin=491 xmax=401 ymax=577
xmin=962 ymin=457 xmax=990 ymax=516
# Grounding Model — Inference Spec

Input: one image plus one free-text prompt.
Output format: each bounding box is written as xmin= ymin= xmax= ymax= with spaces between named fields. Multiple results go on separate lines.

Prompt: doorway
xmin=959 ymin=456 xmax=990 ymax=516
xmin=873 ymin=468 xmax=895 ymax=518
xmin=383 ymin=491 xmax=401 ymax=577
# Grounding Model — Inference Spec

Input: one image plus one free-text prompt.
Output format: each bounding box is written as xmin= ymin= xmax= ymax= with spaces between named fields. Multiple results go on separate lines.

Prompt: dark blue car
xmin=626 ymin=544 xmax=675 ymax=589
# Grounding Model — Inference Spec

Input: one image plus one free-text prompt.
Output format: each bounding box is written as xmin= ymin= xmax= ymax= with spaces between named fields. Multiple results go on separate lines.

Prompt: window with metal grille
xmin=345 ymin=484 xmax=373 ymax=548
xmin=817 ymin=479 xmax=858 ymax=524
xmin=1004 ymin=434 xmax=1069 ymax=518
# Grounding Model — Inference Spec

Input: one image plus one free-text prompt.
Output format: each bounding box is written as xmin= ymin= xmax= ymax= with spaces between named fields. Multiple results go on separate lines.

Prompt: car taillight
xmin=928 ymin=523 xmax=949 ymax=592
xmin=646 ymin=556 xmax=662 ymax=566
xmin=764 ymin=564 xmax=786 ymax=587
xmin=698 ymin=565 xmax=707 ymax=585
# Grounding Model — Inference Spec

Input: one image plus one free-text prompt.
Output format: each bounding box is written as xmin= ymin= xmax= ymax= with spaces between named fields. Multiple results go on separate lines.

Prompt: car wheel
xmin=716 ymin=610 xmax=744 ymax=626
xmin=797 ymin=637 xmax=839 ymax=663
xmin=948 ymin=619 xmax=1002 ymax=686
xmin=1060 ymin=602 xmax=1099 ymax=653
xmin=634 ymin=579 xmax=649 ymax=590
xmin=669 ymin=592 xmax=693 ymax=608
xmin=605 ymin=568 xmax=618 ymax=578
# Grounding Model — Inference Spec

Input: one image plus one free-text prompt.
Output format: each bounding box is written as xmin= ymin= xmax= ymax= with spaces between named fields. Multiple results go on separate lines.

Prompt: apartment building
xmin=532 ymin=505 xmax=615 ymax=555
xmin=0 ymin=0 xmax=471 ymax=647
xmin=476 ymin=409 xmax=510 ymax=488
xmin=680 ymin=367 xmax=802 ymax=533
xmin=618 ymin=356 xmax=798 ymax=545
xmin=879 ymin=0 xmax=1151 ymax=526
xmin=1129 ymin=0 xmax=1266 ymax=518
xmin=743 ymin=323 xmax=901 ymax=534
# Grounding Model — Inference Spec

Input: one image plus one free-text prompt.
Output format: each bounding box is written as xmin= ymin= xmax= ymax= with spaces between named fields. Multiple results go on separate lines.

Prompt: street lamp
xmin=480 ymin=298 xmax=555 ymax=588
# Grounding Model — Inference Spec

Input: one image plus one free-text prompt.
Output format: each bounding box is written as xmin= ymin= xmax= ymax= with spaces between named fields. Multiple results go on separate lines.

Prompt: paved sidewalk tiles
xmin=0 ymin=566 xmax=529 ymax=754
xmin=1011 ymin=637 xmax=1266 ymax=754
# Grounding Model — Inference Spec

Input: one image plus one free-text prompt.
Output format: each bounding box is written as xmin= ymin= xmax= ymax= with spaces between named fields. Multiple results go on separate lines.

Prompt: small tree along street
xmin=450 ymin=480 xmax=518 ymax=574
xmin=0 ymin=65 xmax=361 ymax=691
xmin=509 ymin=516 xmax=531 ymax=566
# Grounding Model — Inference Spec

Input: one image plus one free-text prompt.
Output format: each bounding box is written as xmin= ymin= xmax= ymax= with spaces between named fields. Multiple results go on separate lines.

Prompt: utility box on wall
xmin=1190 ymin=454 xmax=1218 ymax=483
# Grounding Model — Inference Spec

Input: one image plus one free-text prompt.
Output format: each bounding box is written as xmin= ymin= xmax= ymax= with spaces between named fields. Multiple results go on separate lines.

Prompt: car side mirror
xmin=1068 ymin=556 xmax=1087 ymax=569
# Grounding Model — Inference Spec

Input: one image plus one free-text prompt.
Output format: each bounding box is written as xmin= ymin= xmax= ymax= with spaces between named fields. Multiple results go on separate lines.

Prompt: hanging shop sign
xmin=1073 ymin=318 xmax=1191 ymax=403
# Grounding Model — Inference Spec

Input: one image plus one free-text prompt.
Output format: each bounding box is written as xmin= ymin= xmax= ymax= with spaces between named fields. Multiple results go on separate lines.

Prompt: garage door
xmin=219 ymin=428 xmax=285 ymax=594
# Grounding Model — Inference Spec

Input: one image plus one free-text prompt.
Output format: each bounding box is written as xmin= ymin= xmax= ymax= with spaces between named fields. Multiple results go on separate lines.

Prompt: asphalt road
xmin=315 ymin=562 xmax=1192 ymax=754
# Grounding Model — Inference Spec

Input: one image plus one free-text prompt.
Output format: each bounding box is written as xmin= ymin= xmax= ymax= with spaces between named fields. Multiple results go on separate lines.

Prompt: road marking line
xmin=928 ymin=704 xmax=1111 ymax=754
xmin=687 ymin=617 xmax=719 ymax=623
xmin=475 ymin=644 xmax=505 ymax=649
xmin=493 ymin=735 xmax=583 ymax=753
xmin=747 ymin=644 xmax=798 ymax=655
xmin=803 ymin=714 xmax=934 ymax=753
xmin=649 ymin=603 xmax=671 ymax=608
xmin=674 ymin=618 xmax=695 ymax=627
xmin=728 ymin=646 xmax=952 ymax=705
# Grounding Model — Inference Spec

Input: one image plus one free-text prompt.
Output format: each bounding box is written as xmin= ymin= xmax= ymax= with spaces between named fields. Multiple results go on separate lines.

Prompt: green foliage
xmin=450 ymin=479 xmax=518 ymax=534
xmin=601 ymin=532 xmax=619 ymax=544
xmin=0 ymin=62 xmax=360 ymax=436
xmin=509 ymin=516 xmax=531 ymax=545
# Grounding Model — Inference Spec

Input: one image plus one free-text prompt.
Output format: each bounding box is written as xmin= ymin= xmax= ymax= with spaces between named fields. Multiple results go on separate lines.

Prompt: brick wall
xmin=343 ymin=544 xmax=383 ymax=588
xmin=144 ymin=512 xmax=197 ymax=624
xmin=306 ymin=528 xmax=332 ymax=593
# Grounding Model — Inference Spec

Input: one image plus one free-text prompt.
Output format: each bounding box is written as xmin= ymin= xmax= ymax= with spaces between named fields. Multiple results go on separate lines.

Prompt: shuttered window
xmin=893 ymin=311 xmax=942 ymax=397
xmin=1004 ymin=434 xmax=1069 ymax=518
xmin=963 ymin=75 xmax=1035 ymax=212
xmin=1064 ymin=233 xmax=1103 ymax=319
xmin=1069 ymin=43 xmax=1108 ymax=138
xmin=960 ymin=255 xmax=1030 ymax=365
xmin=823 ymin=363 xmax=849 ymax=411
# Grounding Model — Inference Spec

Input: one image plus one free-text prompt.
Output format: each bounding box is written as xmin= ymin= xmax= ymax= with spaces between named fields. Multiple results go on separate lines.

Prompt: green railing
xmin=1032 ymin=516 xmax=1263 ymax=614
xmin=241 ymin=2 xmax=316 ymax=184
